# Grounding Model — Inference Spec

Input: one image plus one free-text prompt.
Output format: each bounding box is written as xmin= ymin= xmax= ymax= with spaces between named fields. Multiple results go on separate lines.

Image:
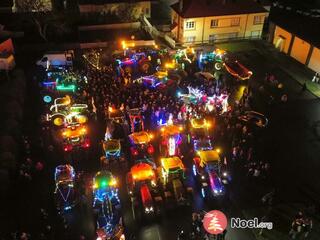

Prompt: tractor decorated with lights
xmin=192 ymin=149 xmax=229 ymax=199
xmin=198 ymin=48 xmax=226 ymax=71
xmin=126 ymin=159 xmax=162 ymax=218
xmin=128 ymin=108 xmax=155 ymax=159
xmin=46 ymin=95 xmax=88 ymax=128
xmin=159 ymin=124 xmax=183 ymax=157
xmin=188 ymin=118 xmax=213 ymax=145
xmin=92 ymin=171 xmax=124 ymax=240
xmin=54 ymin=165 xmax=77 ymax=212
xmin=61 ymin=123 xmax=90 ymax=152
xmin=101 ymin=139 xmax=126 ymax=170
xmin=116 ymin=51 xmax=152 ymax=75
xmin=159 ymin=157 xmax=193 ymax=206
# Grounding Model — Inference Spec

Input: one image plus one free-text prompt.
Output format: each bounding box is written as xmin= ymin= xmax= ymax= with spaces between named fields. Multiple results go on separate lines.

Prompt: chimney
xmin=179 ymin=0 xmax=183 ymax=12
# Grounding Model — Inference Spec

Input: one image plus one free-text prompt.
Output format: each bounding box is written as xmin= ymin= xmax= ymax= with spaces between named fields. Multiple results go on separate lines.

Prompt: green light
xmin=101 ymin=180 xmax=107 ymax=187
xmin=56 ymin=84 xmax=76 ymax=92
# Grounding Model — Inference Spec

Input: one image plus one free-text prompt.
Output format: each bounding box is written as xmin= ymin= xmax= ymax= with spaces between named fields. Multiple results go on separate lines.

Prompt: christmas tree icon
xmin=207 ymin=212 xmax=223 ymax=232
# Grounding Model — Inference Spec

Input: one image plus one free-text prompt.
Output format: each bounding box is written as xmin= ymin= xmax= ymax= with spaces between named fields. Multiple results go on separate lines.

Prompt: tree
xmin=13 ymin=0 xmax=70 ymax=41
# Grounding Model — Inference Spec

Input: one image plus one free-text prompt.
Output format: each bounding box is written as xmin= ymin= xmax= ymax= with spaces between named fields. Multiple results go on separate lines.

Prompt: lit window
xmin=185 ymin=21 xmax=195 ymax=30
xmin=211 ymin=19 xmax=219 ymax=28
xmin=253 ymin=15 xmax=264 ymax=25
xmin=231 ymin=17 xmax=240 ymax=26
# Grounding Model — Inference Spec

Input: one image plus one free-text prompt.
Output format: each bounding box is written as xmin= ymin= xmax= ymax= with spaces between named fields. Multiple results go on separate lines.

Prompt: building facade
xmin=269 ymin=5 xmax=320 ymax=73
xmin=171 ymin=0 xmax=267 ymax=44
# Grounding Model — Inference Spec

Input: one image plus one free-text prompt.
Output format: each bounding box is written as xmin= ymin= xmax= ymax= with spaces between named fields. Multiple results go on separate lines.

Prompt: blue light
xmin=192 ymin=165 xmax=197 ymax=176
xmin=201 ymin=188 xmax=206 ymax=198
xmin=43 ymin=95 xmax=52 ymax=103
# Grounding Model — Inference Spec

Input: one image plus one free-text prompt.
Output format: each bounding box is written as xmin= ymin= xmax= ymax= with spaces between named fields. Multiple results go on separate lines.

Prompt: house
xmin=170 ymin=0 xmax=268 ymax=44
xmin=268 ymin=4 xmax=320 ymax=73
xmin=78 ymin=0 xmax=153 ymax=19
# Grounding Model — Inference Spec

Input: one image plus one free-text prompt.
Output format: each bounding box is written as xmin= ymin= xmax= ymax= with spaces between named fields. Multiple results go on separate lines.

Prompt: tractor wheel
xmin=214 ymin=62 xmax=223 ymax=71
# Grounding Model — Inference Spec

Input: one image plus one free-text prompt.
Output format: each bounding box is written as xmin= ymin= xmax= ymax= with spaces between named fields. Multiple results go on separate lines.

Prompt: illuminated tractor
xmin=107 ymin=107 xmax=126 ymax=125
xmin=126 ymin=159 xmax=162 ymax=218
xmin=54 ymin=165 xmax=77 ymax=212
xmin=128 ymin=108 xmax=155 ymax=159
xmin=41 ymin=69 xmax=80 ymax=104
xmin=159 ymin=157 xmax=193 ymax=206
xmin=159 ymin=124 xmax=183 ymax=157
xmin=61 ymin=123 xmax=90 ymax=152
xmin=192 ymin=149 xmax=229 ymax=199
xmin=92 ymin=171 xmax=124 ymax=240
xmin=142 ymin=67 xmax=179 ymax=90
xmin=188 ymin=118 xmax=213 ymax=144
xmin=198 ymin=48 xmax=226 ymax=71
xmin=101 ymin=139 xmax=126 ymax=170
xmin=116 ymin=51 xmax=152 ymax=74
xmin=173 ymin=47 xmax=196 ymax=69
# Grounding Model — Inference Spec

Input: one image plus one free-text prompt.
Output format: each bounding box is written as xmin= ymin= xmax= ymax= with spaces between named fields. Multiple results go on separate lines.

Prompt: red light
xmin=131 ymin=147 xmax=138 ymax=156
xmin=64 ymin=145 xmax=72 ymax=152
xmin=147 ymin=145 xmax=154 ymax=154
xmin=193 ymin=157 xmax=201 ymax=165
xmin=83 ymin=139 xmax=90 ymax=148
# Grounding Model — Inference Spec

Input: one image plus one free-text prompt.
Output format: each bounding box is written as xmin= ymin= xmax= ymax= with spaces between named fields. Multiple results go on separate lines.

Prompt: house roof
xmin=269 ymin=5 xmax=320 ymax=48
xmin=171 ymin=0 xmax=267 ymax=18
xmin=79 ymin=0 xmax=152 ymax=4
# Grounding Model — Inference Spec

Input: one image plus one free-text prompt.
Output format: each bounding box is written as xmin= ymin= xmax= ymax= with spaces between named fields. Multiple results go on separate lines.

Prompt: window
xmin=185 ymin=21 xmax=195 ymax=30
xmin=185 ymin=36 xmax=196 ymax=43
xmin=210 ymin=19 xmax=219 ymax=28
xmin=253 ymin=15 xmax=264 ymax=25
xmin=231 ymin=17 xmax=240 ymax=26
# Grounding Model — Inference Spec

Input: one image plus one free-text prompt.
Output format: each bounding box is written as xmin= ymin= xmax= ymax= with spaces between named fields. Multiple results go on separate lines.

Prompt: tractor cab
xmin=159 ymin=124 xmax=183 ymax=157
xmin=61 ymin=123 xmax=90 ymax=152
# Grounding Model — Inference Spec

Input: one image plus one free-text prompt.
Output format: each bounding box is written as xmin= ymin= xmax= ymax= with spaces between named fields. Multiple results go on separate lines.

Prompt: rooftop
xmin=171 ymin=0 xmax=267 ymax=18
xmin=79 ymin=0 xmax=152 ymax=4
xmin=269 ymin=4 xmax=320 ymax=48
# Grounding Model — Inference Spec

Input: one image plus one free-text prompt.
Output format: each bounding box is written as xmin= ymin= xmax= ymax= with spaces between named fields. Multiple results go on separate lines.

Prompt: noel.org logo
xmin=203 ymin=210 xmax=228 ymax=235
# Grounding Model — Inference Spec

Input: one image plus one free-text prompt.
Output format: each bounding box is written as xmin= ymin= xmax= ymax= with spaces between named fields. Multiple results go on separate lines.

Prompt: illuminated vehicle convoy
xmin=93 ymin=171 xmax=124 ymax=240
xmin=54 ymin=165 xmax=77 ymax=212
xmin=192 ymin=149 xmax=228 ymax=199
xmin=126 ymin=159 xmax=162 ymax=218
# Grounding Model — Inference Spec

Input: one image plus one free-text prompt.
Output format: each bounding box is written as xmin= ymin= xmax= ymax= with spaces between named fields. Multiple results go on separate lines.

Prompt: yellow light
xmin=81 ymin=127 xmax=87 ymax=134
xmin=161 ymin=128 xmax=164 ymax=132
xmin=216 ymin=148 xmax=221 ymax=153
xmin=149 ymin=134 xmax=154 ymax=139
xmin=110 ymin=178 xmax=117 ymax=186
xmin=206 ymin=122 xmax=211 ymax=128
xmin=179 ymin=126 xmax=183 ymax=131
xmin=108 ymin=106 xmax=113 ymax=113
xmin=93 ymin=183 xmax=98 ymax=189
